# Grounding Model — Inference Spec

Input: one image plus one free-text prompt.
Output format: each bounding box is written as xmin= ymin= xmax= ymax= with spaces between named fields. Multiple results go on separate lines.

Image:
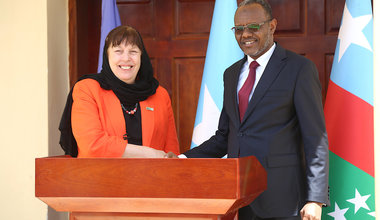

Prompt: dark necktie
xmin=238 ymin=61 xmax=259 ymax=121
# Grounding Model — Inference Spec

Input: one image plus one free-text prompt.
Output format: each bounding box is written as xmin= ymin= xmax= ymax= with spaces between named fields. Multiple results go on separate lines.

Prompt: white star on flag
xmin=368 ymin=211 xmax=375 ymax=217
xmin=328 ymin=202 xmax=349 ymax=220
xmin=346 ymin=189 xmax=371 ymax=213
xmin=191 ymin=85 xmax=220 ymax=146
xmin=337 ymin=4 xmax=372 ymax=62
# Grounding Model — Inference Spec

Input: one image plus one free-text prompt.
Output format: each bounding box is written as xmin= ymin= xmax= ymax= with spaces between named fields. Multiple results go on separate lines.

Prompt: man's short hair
xmin=238 ymin=0 xmax=273 ymax=19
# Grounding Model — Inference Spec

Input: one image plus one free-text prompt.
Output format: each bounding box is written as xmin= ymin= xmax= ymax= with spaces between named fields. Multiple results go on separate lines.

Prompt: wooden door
xmin=69 ymin=0 xmax=345 ymax=153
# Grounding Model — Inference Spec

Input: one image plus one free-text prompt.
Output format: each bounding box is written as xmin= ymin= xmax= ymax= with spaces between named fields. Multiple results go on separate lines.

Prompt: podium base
xmin=70 ymin=212 xmax=237 ymax=220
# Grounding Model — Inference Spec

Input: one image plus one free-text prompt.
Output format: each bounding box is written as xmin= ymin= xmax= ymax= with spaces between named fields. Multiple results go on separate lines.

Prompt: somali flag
xmin=322 ymin=0 xmax=375 ymax=219
xmin=97 ymin=0 xmax=121 ymax=72
xmin=191 ymin=0 xmax=243 ymax=148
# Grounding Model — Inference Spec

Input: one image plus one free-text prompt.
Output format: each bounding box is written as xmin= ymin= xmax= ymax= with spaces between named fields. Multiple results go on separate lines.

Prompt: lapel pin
xmin=146 ymin=107 xmax=154 ymax=111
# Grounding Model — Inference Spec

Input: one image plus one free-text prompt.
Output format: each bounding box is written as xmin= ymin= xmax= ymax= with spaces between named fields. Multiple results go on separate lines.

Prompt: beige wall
xmin=47 ymin=0 xmax=70 ymax=219
xmin=0 ymin=0 xmax=68 ymax=219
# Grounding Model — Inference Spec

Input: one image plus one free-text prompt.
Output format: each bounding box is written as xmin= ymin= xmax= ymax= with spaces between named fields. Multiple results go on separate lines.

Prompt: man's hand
xmin=164 ymin=152 xmax=179 ymax=158
xmin=300 ymin=202 xmax=323 ymax=220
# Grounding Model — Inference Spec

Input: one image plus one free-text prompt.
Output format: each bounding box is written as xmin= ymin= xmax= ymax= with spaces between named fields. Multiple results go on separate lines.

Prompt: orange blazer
xmin=71 ymin=79 xmax=180 ymax=158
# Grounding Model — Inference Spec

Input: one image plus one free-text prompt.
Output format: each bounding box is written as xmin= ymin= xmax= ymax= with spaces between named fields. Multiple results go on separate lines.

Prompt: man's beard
xmin=249 ymin=29 xmax=272 ymax=58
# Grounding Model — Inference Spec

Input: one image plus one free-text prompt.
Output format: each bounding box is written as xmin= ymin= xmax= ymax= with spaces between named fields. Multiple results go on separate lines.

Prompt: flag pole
xmin=373 ymin=0 xmax=379 ymax=218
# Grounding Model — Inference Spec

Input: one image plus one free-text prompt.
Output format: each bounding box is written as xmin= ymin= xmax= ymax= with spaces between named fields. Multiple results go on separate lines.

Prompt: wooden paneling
xmin=68 ymin=0 xmax=101 ymax=86
xmin=325 ymin=0 xmax=346 ymax=34
xmin=69 ymin=0 xmax=346 ymax=153
xmin=174 ymin=0 xmax=214 ymax=38
xmin=173 ymin=57 xmax=205 ymax=150
xmin=118 ymin=1 xmax=155 ymax=38
xmin=270 ymin=0 xmax=305 ymax=35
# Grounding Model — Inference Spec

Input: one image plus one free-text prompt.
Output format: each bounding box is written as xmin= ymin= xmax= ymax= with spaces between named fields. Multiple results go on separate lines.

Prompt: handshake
xmin=163 ymin=152 xmax=179 ymax=158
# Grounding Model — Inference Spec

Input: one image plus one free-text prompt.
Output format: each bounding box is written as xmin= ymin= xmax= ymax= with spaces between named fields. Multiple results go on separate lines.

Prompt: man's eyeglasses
xmin=231 ymin=19 xmax=272 ymax=34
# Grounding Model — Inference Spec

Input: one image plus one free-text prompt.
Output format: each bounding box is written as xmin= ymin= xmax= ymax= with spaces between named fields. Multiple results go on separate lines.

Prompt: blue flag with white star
xmin=97 ymin=0 xmax=121 ymax=72
xmin=191 ymin=0 xmax=243 ymax=148
xmin=323 ymin=0 xmax=374 ymax=219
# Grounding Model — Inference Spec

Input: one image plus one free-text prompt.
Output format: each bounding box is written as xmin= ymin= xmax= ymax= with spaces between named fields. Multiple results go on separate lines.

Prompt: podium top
xmin=35 ymin=156 xmax=266 ymax=214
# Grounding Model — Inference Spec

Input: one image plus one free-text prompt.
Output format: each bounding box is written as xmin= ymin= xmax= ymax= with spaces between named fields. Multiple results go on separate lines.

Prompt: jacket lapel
xmin=241 ymin=44 xmax=287 ymax=123
xmin=227 ymin=57 xmax=247 ymax=127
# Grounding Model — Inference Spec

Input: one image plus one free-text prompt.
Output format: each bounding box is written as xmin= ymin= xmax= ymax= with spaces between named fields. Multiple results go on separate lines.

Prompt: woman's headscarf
xmin=99 ymin=26 xmax=159 ymax=106
xmin=59 ymin=25 xmax=158 ymax=157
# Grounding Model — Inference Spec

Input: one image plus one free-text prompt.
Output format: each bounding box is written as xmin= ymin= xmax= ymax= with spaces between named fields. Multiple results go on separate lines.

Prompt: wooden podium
xmin=35 ymin=156 xmax=266 ymax=220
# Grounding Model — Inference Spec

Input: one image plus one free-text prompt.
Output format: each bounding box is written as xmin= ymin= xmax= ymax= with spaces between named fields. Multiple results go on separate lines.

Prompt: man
xmin=169 ymin=0 xmax=330 ymax=219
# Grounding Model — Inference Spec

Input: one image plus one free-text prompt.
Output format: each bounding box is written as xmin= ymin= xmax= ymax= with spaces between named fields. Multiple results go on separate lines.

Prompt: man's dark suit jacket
xmin=184 ymin=44 xmax=330 ymax=218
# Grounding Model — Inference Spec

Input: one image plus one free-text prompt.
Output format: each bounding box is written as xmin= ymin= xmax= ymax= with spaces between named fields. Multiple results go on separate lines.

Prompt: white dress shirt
xmin=237 ymin=43 xmax=276 ymax=102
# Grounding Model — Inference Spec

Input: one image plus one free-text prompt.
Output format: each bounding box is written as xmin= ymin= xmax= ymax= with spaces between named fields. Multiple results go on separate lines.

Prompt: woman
xmin=59 ymin=26 xmax=179 ymax=158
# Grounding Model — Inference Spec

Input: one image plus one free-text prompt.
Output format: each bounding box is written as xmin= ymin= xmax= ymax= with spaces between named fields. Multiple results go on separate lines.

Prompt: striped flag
xmin=322 ymin=0 xmax=374 ymax=219
xmin=97 ymin=0 xmax=121 ymax=72
xmin=191 ymin=0 xmax=243 ymax=148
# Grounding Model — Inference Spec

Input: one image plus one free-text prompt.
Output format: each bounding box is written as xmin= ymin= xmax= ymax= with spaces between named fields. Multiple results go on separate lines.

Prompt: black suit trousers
xmin=238 ymin=206 xmax=301 ymax=220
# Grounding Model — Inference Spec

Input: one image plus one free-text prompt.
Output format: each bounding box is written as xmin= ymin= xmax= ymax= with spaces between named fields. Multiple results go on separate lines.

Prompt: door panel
xmin=69 ymin=0 xmax=345 ymax=153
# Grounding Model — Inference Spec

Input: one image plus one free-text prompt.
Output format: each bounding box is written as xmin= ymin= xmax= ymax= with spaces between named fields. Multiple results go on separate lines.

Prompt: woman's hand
xmin=122 ymin=144 xmax=166 ymax=158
